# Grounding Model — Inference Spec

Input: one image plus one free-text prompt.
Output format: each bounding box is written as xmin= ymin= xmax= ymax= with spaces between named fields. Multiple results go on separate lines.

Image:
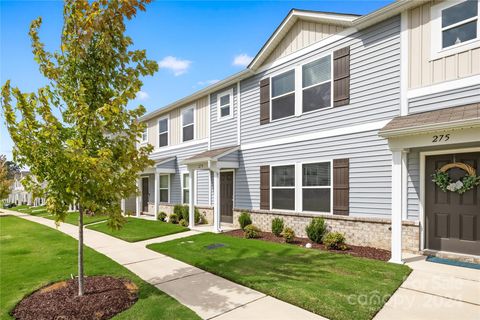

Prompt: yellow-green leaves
xmin=0 ymin=0 xmax=156 ymax=226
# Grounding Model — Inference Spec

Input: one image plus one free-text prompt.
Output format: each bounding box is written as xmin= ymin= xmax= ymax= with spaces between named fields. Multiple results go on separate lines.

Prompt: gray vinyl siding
xmin=147 ymin=142 xmax=209 ymax=205
xmin=218 ymin=150 xmax=239 ymax=162
xmin=125 ymin=196 xmax=136 ymax=214
xmin=157 ymin=159 xmax=176 ymax=171
xmin=240 ymin=16 xmax=401 ymax=145
xmin=407 ymin=151 xmax=420 ymax=220
xmin=210 ymin=86 xmax=238 ymax=149
xmin=196 ymin=170 xmax=210 ymax=205
xmin=236 ymin=130 xmax=393 ymax=218
xmin=408 ymin=84 xmax=480 ymax=114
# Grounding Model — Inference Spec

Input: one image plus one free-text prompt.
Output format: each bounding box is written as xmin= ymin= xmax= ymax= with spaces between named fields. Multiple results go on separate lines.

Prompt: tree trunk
xmin=78 ymin=205 xmax=84 ymax=296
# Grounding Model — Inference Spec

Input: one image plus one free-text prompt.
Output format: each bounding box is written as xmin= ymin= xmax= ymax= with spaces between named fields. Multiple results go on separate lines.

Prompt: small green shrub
xmin=271 ymin=217 xmax=284 ymax=237
xmin=244 ymin=224 xmax=260 ymax=239
xmin=198 ymin=214 xmax=208 ymax=224
xmin=169 ymin=213 xmax=179 ymax=224
xmin=305 ymin=217 xmax=327 ymax=243
xmin=323 ymin=232 xmax=348 ymax=250
xmin=238 ymin=211 xmax=252 ymax=230
xmin=179 ymin=219 xmax=188 ymax=227
xmin=157 ymin=212 xmax=167 ymax=222
xmin=283 ymin=227 xmax=295 ymax=243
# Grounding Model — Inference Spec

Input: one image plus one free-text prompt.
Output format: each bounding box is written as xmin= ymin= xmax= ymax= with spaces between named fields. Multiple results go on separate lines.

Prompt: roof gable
xmin=264 ymin=18 xmax=345 ymax=66
xmin=249 ymin=9 xmax=358 ymax=70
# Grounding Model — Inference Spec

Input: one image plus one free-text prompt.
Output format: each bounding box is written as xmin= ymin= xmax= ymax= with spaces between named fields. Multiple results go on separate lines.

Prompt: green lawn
xmin=148 ymin=233 xmax=411 ymax=320
xmin=0 ymin=215 xmax=200 ymax=320
xmin=87 ymin=217 xmax=188 ymax=242
xmin=41 ymin=211 xmax=109 ymax=226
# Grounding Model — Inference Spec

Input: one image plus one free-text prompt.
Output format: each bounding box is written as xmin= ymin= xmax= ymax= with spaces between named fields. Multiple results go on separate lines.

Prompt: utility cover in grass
xmin=205 ymin=243 xmax=226 ymax=250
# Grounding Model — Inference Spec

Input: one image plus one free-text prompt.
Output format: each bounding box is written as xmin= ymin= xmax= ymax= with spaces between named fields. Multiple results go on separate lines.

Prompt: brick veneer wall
xmin=158 ymin=204 xmax=213 ymax=225
xmin=233 ymin=209 xmax=420 ymax=253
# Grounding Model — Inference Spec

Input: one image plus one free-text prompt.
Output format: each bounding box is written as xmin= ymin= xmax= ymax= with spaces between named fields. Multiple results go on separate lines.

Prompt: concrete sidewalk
xmin=2 ymin=210 xmax=325 ymax=320
xmin=375 ymin=255 xmax=480 ymax=320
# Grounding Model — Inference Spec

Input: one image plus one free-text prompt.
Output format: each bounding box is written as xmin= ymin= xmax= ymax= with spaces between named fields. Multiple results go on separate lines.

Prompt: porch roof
xmin=182 ymin=146 xmax=239 ymax=165
xmin=379 ymin=104 xmax=480 ymax=138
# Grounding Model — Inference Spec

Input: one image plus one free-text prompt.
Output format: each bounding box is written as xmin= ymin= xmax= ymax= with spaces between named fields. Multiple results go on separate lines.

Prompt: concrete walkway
xmin=375 ymin=255 xmax=480 ymax=320
xmin=2 ymin=210 xmax=325 ymax=320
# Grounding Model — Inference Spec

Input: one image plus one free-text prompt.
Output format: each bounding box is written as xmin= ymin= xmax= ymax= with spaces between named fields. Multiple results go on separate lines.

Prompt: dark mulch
xmin=12 ymin=276 xmax=139 ymax=320
xmin=224 ymin=229 xmax=391 ymax=261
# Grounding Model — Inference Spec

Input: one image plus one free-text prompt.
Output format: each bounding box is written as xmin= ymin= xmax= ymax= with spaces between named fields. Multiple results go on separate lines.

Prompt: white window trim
xmin=159 ymin=174 xmax=170 ymax=203
xmin=181 ymin=172 xmax=190 ymax=204
xmin=269 ymin=160 xmax=333 ymax=214
xmin=158 ymin=115 xmax=169 ymax=148
xmin=269 ymin=69 xmax=296 ymax=123
xmin=268 ymin=53 xmax=334 ymax=123
xmin=270 ymin=164 xmax=296 ymax=212
xmin=430 ymin=0 xmax=480 ymax=60
xmin=217 ymin=89 xmax=234 ymax=121
xmin=181 ymin=105 xmax=196 ymax=143
xmin=140 ymin=126 xmax=148 ymax=144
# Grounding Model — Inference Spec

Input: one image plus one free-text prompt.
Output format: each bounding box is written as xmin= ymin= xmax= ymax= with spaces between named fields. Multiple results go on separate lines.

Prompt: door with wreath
xmin=426 ymin=152 xmax=480 ymax=256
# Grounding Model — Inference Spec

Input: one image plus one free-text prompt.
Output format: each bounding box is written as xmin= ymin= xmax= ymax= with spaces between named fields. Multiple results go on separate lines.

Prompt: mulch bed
xmin=12 ymin=276 xmax=139 ymax=320
xmin=224 ymin=229 xmax=391 ymax=261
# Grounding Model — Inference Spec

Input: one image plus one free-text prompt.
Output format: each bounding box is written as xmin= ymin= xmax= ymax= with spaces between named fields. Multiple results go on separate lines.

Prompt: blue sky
xmin=0 ymin=0 xmax=393 ymax=161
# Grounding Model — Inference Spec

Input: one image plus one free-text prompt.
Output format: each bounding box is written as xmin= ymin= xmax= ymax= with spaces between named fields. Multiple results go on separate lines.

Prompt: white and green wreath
xmin=432 ymin=162 xmax=480 ymax=194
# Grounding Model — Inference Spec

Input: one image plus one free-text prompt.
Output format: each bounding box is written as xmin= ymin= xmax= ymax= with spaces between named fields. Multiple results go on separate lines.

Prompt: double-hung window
xmin=182 ymin=173 xmax=189 ymax=204
xmin=182 ymin=107 xmax=194 ymax=142
xmin=158 ymin=117 xmax=168 ymax=147
xmin=302 ymin=55 xmax=332 ymax=112
xmin=141 ymin=128 xmax=148 ymax=143
xmin=271 ymin=70 xmax=295 ymax=120
xmin=271 ymin=165 xmax=295 ymax=210
xmin=441 ymin=0 xmax=478 ymax=49
xmin=302 ymin=162 xmax=331 ymax=213
xmin=159 ymin=174 xmax=169 ymax=203
xmin=217 ymin=90 xmax=233 ymax=120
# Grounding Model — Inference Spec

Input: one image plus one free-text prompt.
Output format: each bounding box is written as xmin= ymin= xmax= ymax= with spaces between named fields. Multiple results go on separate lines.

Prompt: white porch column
xmin=136 ymin=178 xmax=141 ymax=217
xmin=154 ymin=172 xmax=159 ymax=220
xmin=213 ymin=170 xmax=221 ymax=233
xmin=121 ymin=199 xmax=126 ymax=216
xmin=390 ymin=149 xmax=404 ymax=264
xmin=188 ymin=169 xmax=195 ymax=228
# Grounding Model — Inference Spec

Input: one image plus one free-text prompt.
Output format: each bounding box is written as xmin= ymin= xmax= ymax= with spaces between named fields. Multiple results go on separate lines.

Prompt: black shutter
xmin=333 ymin=47 xmax=350 ymax=107
xmin=259 ymin=78 xmax=270 ymax=124
xmin=333 ymin=158 xmax=349 ymax=215
xmin=260 ymin=165 xmax=270 ymax=210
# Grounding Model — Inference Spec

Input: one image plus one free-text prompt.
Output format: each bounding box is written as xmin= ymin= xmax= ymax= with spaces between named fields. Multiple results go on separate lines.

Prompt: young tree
xmin=0 ymin=155 xmax=13 ymax=200
xmin=1 ymin=0 xmax=157 ymax=296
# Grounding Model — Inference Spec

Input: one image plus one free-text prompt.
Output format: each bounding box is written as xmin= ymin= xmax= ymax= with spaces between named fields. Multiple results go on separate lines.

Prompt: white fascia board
xmin=379 ymin=119 xmax=480 ymax=138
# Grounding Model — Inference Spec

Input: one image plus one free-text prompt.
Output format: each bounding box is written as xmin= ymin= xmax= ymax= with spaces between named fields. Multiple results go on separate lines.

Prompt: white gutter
xmin=379 ymin=118 xmax=480 ymax=138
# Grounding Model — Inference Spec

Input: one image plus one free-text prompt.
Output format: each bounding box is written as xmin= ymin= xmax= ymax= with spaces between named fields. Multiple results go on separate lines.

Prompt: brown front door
xmin=425 ymin=152 xmax=480 ymax=256
xmin=142 ymin=177 xmax=149 ymax=212
xmin=220 ymin=171 xmax=234 ymax=223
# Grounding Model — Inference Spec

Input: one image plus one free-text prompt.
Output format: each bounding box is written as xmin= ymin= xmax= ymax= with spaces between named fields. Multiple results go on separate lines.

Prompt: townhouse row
xmin=123 ymin=0 xmax=480 ymax=263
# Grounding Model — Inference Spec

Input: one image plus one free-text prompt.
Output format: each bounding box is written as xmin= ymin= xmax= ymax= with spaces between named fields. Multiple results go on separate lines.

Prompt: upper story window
xmin=302 ymin=56 xmax=332 ymax=113
xmin=141 ymin=128 xmax=148 ymax=143
xmin=432 ymin=0 xmax=480 ymax=58
xmin=441 ymin=0 xmax=478 ymax=49
xmin=158 ymin=117 xmax=168 ymax=147
xmin=271 ymin=70 xmax=295 ymax=120
xmin=182 ymin=107 xmax=194 ymax=142
xmin=217 ymin=90 xmax=233 ymax=120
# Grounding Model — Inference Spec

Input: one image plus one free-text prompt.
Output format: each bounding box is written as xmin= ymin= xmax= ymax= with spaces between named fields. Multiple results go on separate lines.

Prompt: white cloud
xmin=232 ymin=53 xmax=253 ymax=67
xmin=158 ymin=56 xmax=192 ymax=76
xmin=136 ymin=91 xmax=149 ymax=100
xmin=197 ymin=79 xmax=220 ymax=86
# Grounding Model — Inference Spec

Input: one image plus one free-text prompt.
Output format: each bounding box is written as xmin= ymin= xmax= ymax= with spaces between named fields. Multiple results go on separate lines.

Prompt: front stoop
xmin=374 ymin=255 xmax=480 ymax=320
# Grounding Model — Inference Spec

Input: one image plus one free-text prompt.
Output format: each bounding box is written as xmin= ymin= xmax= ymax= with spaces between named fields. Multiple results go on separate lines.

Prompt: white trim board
xmin=151 ymin=138 xmax=208 ymax=154
xmin=241 ymin=120 xmax=390 ymax=151
xmin=407 ymin=74 xmax=480 ymax=100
